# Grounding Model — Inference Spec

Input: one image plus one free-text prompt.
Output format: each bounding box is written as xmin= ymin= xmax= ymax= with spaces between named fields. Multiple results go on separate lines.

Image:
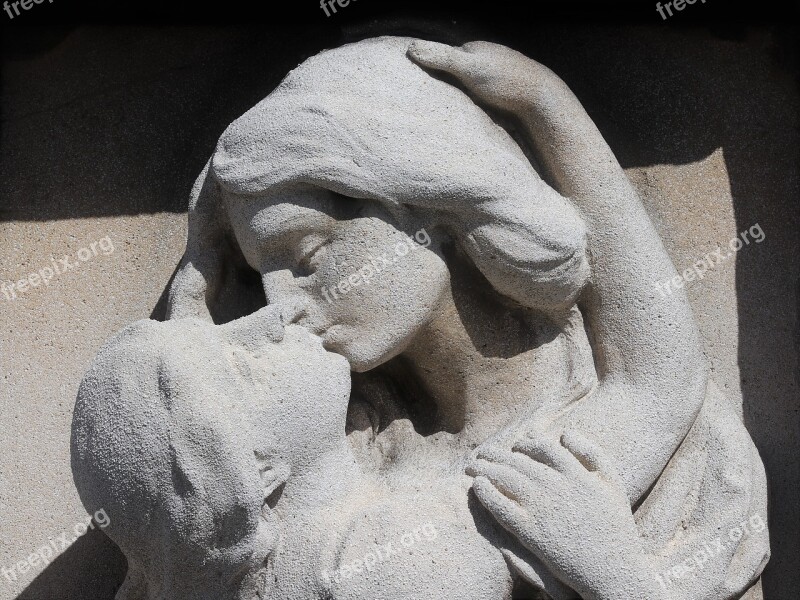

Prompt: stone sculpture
xmin=71 ymin=36 xmax=770 ymax=599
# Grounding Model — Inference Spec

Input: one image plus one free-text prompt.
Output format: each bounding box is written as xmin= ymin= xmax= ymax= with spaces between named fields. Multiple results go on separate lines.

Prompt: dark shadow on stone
xmin=149 ymin=260 xmax=182 ymax=321
xmin=0 ymin=25 xmax=337 ymax=221
xmin=15 ymin=527 xmax=126 ymax=600
xmin=724 ymin=32 xmax=800 ymax=598
xmin=444 ymin=240 xmax=560 ymax=360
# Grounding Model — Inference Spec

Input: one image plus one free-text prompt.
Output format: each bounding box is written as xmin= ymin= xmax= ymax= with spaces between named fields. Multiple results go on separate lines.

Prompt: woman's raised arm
xmin=409 ymin=40 xmax=707 ymax=503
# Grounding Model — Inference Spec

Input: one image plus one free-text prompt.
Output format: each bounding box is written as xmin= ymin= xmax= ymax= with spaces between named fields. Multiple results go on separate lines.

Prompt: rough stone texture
xmin=73 ymin=35 xmax=769 ymax=599
xmin=1 ymin=23 xmax=797 ymax=600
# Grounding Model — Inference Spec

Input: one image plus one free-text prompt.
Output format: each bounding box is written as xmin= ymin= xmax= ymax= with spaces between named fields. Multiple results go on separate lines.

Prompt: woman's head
xmin=222 ymin=184 xmax=451 ymax=372
xmin=168 ymin=36 xmax=589 ymax=371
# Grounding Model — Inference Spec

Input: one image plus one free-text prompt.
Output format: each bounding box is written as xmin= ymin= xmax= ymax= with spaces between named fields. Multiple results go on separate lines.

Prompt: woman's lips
xmin=291 ymin=321 xmax=346 ymax=356
xmin=292 ymin=312 xmax=335 ymax=340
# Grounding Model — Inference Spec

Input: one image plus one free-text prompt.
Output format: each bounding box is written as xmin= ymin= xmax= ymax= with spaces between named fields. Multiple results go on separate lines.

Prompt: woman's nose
xmin=260 ymin=270 xmax=312 ymax=312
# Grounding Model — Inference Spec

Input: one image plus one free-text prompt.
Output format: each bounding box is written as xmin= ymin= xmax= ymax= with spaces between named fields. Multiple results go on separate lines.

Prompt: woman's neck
xmin=401 ymin=270 xmax=566 ymax=446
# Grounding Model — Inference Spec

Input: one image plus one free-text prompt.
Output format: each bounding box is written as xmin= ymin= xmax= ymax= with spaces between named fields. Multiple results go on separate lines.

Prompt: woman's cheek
xmin=349 ymin=256 xmax=447 ymax=331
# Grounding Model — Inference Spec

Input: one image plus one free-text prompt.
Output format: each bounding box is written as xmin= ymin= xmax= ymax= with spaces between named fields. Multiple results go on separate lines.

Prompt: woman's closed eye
xmin=295 ymin=234 xmax=329 ymax=275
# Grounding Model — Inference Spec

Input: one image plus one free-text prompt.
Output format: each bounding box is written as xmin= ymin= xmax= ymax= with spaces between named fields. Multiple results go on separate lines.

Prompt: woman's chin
xmin=322 ymin=326 xmax=402 ymax=373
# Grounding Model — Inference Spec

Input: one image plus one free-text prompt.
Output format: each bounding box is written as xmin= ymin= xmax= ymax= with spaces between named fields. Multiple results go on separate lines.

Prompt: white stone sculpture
xmin=71 ymin=36 xmax=770 ymax=600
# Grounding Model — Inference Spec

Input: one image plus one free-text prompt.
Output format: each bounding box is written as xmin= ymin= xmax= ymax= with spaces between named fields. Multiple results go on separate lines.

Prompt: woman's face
xmin=225 ymin=186 xmax=450 ymax=372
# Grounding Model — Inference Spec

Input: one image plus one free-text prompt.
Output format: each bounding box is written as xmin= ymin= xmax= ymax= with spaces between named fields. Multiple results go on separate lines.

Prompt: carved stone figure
xmin=71 ymin=36 xmax=770 ymax=599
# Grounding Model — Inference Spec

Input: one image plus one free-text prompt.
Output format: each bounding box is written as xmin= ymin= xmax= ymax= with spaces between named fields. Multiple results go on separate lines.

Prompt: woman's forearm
xmin=516 ymin=64 xmax=702 ymax=381
xmin=407 ymin=41 xmax=707 ymax=500
xmin=514 ymin=66 xmax=706 ymax=500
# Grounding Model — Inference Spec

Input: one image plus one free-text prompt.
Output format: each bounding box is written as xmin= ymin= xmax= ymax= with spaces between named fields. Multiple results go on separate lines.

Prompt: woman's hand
xmin=467 ymin=431 xmax=666 ymax=600
xmin=408 ymin=40 xmax=557 ymax=114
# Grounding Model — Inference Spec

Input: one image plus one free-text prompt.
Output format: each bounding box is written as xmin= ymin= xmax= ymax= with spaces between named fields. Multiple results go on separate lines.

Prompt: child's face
xmin=145 ymin=320 xmax=351 ymax=598
xmin=228 ymin=323 xmax=352 ymax=465
xmin=172 ymin=319 xmax=352 ymax=483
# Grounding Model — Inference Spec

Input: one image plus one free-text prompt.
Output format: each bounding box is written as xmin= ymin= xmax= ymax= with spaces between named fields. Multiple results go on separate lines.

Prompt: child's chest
xmin=270 ymin=479 xmax=514 ymax=600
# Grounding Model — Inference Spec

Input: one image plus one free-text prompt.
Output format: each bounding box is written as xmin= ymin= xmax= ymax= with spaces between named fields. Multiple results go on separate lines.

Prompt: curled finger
xmin=407 ymin=40 xmax=479 ymax=79
xmin=513 ymin=436 xmax=583 ymax=478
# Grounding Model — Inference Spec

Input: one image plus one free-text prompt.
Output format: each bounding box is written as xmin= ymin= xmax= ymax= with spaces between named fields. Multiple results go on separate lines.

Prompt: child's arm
xmin=409 ymin=41 xmax=706 ymax=503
